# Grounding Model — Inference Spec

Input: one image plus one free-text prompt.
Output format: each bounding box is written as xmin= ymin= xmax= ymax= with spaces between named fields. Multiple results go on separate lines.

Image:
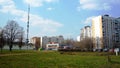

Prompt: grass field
xmin=0 ymin=50 xmax=120 ymax=68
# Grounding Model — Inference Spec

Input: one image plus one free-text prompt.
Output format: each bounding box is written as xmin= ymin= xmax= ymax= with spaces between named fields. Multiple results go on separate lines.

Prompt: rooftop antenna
xmin=26 ymin=4 xmax=30 ymax=49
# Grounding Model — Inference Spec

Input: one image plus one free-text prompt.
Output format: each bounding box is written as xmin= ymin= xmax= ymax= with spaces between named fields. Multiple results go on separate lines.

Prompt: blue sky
xmin=0 ymin=0 xmax=120 ymax=40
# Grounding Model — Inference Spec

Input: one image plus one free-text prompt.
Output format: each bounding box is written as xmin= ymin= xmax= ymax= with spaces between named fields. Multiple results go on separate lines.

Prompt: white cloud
xmin=0 ymin=0 xmax=15 ymax=13
xmin=23 ymin=0 xmax=43 ymax=7
xmin=45 ymin=0 xmax=59 ymax=3
xmin=0 ymin=0 xmax=63 ymax=36
xmin=83 ymin=16 xmax=96 ymax=25
xmin=0 ymin=0 xmax=14 ymax=6
xmin=77 ymin=0 xmax=111 ymax=11
xmin=47 ymin=7 xmax=54 ymax=11
xmin=23 ymin=0 xmax=59 ymax=7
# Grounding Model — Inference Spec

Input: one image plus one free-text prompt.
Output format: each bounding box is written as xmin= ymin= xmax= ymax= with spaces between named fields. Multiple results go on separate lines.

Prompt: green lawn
xmin=0 ymin=50 xmax=120 ymax=68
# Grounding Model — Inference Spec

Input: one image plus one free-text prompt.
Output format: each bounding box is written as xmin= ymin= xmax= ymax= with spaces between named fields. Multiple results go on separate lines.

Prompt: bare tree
xmin=3 ymin=20 xmax=23 ymax=51
xmin=0 ymin=28 xmax=5 ymax=53
xmin=73 ymin=41 xmax=81 ymax=47
xmin=79 ymin=37 xmax=94 ymax=51
xmin=101 ymin=37 xmax=111 ymax=62
xmin=63 ymin=39 xmax=74 ymax=46
xmin=35 ymin=38 xmax=40 ymax=50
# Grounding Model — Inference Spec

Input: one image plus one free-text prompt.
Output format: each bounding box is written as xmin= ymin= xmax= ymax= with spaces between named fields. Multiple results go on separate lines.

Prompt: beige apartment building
xmin=30 ymin=37 xmax=41 ymax=50
xmin=92 ymin=15 xmax=120 ymax=50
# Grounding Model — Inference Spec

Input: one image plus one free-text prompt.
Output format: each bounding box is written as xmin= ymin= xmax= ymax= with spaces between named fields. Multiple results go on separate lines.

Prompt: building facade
xmin=76 ymin=36 xmax=80 ymax=42
xmin=41 ymin=35 xmax=64 ymax=49
xmin=30 ymin=36 xmax=64 ymax=50
xmin=30 ymin=37 xmax=41 ymax=50
xmin=46 ymin=42 xmax=59 ymax=50
xmin=80 ymin=26 xmax=91 ymax=40
xmin=92 ymin=15 xmax=120 ymax=50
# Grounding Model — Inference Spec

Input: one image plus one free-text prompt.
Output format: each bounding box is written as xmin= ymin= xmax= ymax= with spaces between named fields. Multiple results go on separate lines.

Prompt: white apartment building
xmin=76 ymin=36 xmax=80 ymax=42
xmin=80 ymin=26 xmax=91 ymax=40
xmin=92 ymin=15 xmax=120 ymax=50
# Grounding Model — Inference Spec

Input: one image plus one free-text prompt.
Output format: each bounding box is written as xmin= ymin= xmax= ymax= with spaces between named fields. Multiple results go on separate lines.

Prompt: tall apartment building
xmin=92 ymin=15 xmax=120 ymax=50
xmin=80 ymin=26 xmax=91 ymax=40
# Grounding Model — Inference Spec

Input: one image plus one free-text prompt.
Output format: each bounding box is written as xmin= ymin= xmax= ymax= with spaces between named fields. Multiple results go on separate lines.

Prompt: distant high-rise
xmin=76 ymin=36 xmax=80 ymax=42
xmin=80 ymin=26 xmax=91 ymax=40
xmin=92 ymin=15 xmax=120 ymax=50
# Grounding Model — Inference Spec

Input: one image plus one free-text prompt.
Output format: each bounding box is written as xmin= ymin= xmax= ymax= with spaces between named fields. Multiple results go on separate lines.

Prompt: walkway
xmin=0 ymin=53 xmax=33 ymax=57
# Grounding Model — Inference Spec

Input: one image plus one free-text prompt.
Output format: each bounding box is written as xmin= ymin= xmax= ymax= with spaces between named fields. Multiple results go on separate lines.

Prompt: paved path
xmin=0 ymin=53 xmax=33 ymax=57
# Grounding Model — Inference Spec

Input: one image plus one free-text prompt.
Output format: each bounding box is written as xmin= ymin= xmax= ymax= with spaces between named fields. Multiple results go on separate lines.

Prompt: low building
xmin=46 ymin=42 xmax=59 ymax=50
xmin=30 ymin=35 xmax=64 ymax=50
xmin=30 ymin=37 xmax=41 ymax=50
xmin=41 ymin=35 xmax=64 ymax=49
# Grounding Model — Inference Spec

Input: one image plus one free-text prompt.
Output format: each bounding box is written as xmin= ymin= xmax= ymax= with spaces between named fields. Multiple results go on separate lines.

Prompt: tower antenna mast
xmin=26 ymin=5 xmax=30 ymax=49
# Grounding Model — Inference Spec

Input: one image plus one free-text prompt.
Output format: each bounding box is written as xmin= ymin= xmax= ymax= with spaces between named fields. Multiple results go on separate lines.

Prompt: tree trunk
xmin=19 ymin=47 xmax=21 ymax=50
xmin=9 ymin=44 xmax=12 ymax=51
xmin=0 ymin=48 xmax=2 ymax=53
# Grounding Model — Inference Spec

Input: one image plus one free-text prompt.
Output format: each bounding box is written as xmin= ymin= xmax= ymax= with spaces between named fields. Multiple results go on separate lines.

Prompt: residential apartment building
xmin=80 ymin=26 xmax=91 ymax=40
xmin=92 ymin=15 xmax=120 ymax=50
xmin=76 ymin=36 xmax=80 ymax=42
xmin=30 ymin=36 xmax=64 ymax=49
xmin=41 ymin=35 xmax=64 ymax=49
xmin=30 ymin=37 xmax=41 ymax=50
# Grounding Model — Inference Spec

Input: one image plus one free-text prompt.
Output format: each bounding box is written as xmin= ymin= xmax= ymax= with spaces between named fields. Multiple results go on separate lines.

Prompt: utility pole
xmin=26 ymin=5 xmax=30 ymax=50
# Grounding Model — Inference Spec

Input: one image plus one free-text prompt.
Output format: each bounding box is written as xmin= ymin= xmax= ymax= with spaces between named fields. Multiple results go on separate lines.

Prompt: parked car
xmin=103 ymin=48 xmax=109 ymax=52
